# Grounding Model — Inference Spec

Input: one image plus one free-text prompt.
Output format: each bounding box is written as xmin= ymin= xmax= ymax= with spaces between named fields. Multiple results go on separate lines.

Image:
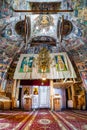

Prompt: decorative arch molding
xmin=30 ymin=36 xmax=56 ymax=46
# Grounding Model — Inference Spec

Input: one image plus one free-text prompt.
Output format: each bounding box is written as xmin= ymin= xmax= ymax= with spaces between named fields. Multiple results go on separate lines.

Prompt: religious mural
xmin=74 ymin=61 xmax=87 ymax=91
xmin=19 ymin=56 xmax=34 ymax=73
xmin=54 ymin=55 xmax=67 ymax=71
xmin=23 ymin=87 xmax=30 ymax=95
xmin=29 ymin=2 xmax=61 ymax=13
xmin=14 ymin=52 xmax=76 ymax=79
xmin=76 ymin=62 xmax=87 ymax=72
xmin=32 ymin=14 xmax=55 ymax=37
xmin=33 ymin=87 xmax=38 ymax=95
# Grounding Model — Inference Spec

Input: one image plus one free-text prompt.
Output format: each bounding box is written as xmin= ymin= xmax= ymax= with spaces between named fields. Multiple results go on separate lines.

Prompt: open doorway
xmin=39 ymin=86 xmax=50 ymax=108
xmin=32 ymin=86 xmax=50 ymax=109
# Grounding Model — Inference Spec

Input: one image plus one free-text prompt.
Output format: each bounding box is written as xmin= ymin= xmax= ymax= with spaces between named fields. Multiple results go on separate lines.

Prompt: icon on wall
xmin=19 ymin=56 xmax=34 ymax=72
xmin=33 ymin=87 xmax=38 ymax=95
xmin=24 ymin=88 xmax=29 ymax=95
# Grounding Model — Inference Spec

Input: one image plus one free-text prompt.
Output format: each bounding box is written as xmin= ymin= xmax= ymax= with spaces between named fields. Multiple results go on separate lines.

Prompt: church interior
xmin=0 ymin=0 xmax=87 ymax=129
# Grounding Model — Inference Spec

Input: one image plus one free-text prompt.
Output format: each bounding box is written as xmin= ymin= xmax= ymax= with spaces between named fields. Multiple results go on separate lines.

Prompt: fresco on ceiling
xmin=0 ymin=0 xmax=25 ymax=81
xmin=12 ymin=0 xmax=29 ymax=10
xmin=73 ymin=0 xmax=87 ymax=25
xmin=0 ymin=0 xmax=87 ymax=48
xmin=12 ymin=0 xmax=62 ymax=11
xmin=1 ymin=21 xmax=24 ymax=42
xmin=54 ymin=55 xmax=67 ymax=71
xmin=12 ymin=0 xmax=20 ymax=9
xmin=31 ymin=14 xmax=57 ymax=38
xmin=19 ymin=56 xmax=34 ymax=73
xmin=33 ymin=14 xmax=54 ymax=28
xmin=62 ymin=0 xmax=87 ymax=51
xmin=29 ymin=2 xmax=61 ymax=13
xmin=0 ymin=57 xmax=12 ymax=71
xmin=68 ymin=43 xmax=87 ymax=64
xmin=26 ymin=44 xmax=53 ymax=54
xmin=0 ymin=0 xmax=13 ymax=19
xmin=0 ymin=0 xmax=87 ymax=84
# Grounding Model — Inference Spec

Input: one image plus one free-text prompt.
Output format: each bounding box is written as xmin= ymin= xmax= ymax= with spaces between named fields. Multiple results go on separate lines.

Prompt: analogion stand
xmin=23 ymin=96 xmax=32 ymax=111
xmin=53 ymin=95 xmax=61 ymax=111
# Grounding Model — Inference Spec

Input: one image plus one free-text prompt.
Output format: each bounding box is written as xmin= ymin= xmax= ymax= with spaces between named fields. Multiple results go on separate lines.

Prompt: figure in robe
xmin=20 ymin=57 xmax=34 ymax=72
xmin=55 ymin=55 xmax=67 ymax=71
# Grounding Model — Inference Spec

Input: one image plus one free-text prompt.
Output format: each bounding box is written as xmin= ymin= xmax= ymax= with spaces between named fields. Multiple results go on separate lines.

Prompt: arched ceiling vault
xmin=0 ymin=0 xmax=87 ymax=82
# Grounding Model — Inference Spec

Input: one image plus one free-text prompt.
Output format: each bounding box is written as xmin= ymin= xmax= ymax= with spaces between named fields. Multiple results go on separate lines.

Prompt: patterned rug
xmin=53 ymin=110 xmax=87 ymax=130
xmin=0 ymin=110 xmax=34 ymax=130
xmin=29 ymin=109 xmax=69 ymax=130
xmin=29 ymin=110 xmax=87 ymax=130
xmin=72 ymin=110 xmax=87 ymax=117
xmin=0 ymin=110 xmax=87 ymax=130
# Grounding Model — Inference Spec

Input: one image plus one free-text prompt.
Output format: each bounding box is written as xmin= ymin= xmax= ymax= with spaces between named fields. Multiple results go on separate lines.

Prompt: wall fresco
xmin=19 ymin=56 xmax=34 ymax=73
xmin=54 ymin=55 xmax=67 ymax=71
xmin=31 ymin=14 xmax=57 ymax=39
xmin=14 ymin=53 xmax=76 ymax=79
xmin=0 ymin=0 xmax=87 ymax=91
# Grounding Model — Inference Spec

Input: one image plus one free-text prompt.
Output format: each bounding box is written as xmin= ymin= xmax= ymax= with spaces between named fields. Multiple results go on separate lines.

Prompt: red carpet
xmin=72 ymin=110 xmax=87 ymax=117
xmin=29 ymin=109 xmax=65 ymax=130
xmin=29 ymin=110 xmax=87 ymax=130
xmin=0 ymin=110 xmax=87 ymax=130
xmin=0 ymin=110 xmax=34 ymax=130
xmin=53 ymin=110 xmax=87 ymax=130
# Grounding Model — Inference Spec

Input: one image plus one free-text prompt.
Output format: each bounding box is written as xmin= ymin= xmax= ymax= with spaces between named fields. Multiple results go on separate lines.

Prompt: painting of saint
xmin=33 ymin=15 xmax=54 ymax=34
xmin=19 ymin=56 xmax=34 ymax=72
xmin=55 ymin=55 xmax=67 ymax=71
xmin=33 ymin=87 xmax=38 ymax=95
xmin=24 ymin=88 xmax=29 ymax=95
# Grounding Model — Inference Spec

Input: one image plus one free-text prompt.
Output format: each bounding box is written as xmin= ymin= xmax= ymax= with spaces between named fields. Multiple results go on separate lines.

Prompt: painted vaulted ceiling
xmin=0 ymin=0 xmax=87 ymax=82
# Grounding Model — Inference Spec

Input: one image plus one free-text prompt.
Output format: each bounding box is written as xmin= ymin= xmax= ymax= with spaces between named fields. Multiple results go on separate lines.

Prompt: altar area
xmin=16 ymin=83 xmax=66 ymax=111
xmin=12 ymin=51 xmax=84 ymax=111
